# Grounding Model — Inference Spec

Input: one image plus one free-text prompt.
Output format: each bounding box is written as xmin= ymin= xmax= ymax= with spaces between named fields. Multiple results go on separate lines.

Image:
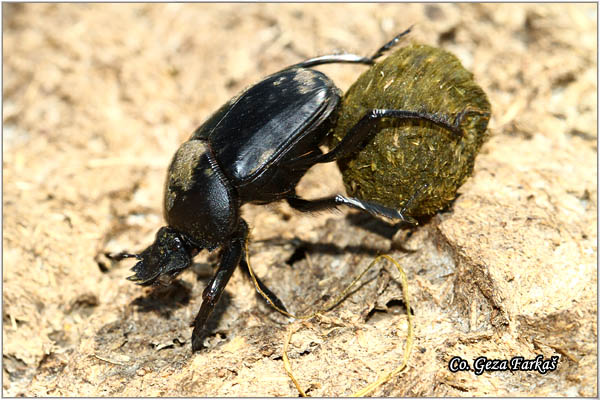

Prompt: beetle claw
xmin=127 ymin=262 xmax=163 ymax=286
xmin=127 ymin=273 xmax=157 ymax=286
xmin=402 ymin=215 xmax=418 ymax=225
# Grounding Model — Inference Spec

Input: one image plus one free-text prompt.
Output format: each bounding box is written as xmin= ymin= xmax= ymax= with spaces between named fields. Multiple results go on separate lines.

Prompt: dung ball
xmin=329 ymin=44 xmax=491 ymax=217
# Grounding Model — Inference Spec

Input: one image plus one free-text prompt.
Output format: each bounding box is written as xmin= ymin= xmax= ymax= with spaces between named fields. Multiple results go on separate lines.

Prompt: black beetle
xmin=111 ymin=28 xmax=464 ymax=351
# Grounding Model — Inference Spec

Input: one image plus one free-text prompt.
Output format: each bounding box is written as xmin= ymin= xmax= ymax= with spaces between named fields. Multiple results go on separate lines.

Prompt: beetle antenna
xmin=105 ymin=251 xmax=142 ymax=262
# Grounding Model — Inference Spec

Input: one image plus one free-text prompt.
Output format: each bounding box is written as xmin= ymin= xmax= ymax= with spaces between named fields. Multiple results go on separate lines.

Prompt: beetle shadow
xmin=350 ymin=211 xmax=444 ymax=253
xmin=129 ymin=265 xmax=231 ymax=339
xmin=254 ymin=211 xmax=439 ymax=259
xmin=253 ymin=214 xmax=402 ymax=259
xmin=347 ymin=211 xmax=435 ymax=235
xmin=131 ymin=279 xmax=193 ymax=319
xmin=255 ymin=236 xmax=379 ymax=259
xmin=345 ymin=212 xmax=403 ymax=240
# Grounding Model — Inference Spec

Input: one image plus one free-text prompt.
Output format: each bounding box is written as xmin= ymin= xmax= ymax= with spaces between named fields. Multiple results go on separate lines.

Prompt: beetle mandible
xmin=111 ymin=28 xmax=465 ymax=351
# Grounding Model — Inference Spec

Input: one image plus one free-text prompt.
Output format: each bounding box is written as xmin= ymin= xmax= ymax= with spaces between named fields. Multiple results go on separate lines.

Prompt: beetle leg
xmin=317 ymin=108 xmax=465 ymax=164
xmin=287 ymin=195 xmax=417 ymax=224
xmin=287 ymin=27 xmax=412 ymax=69
xmin=287 ymin=54 xmax=376 ymax=69
xmin=191 ymin=220 xmax=248 ymax=351
xmin=369 ymin=25 xmax=413 ymax=60
xmin=239 ymin=252 xmax=289 ymax=313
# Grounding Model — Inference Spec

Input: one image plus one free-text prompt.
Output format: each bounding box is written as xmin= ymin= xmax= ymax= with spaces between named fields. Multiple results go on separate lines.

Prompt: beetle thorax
xmin=164 ymin=139 xmax=237 ymax=249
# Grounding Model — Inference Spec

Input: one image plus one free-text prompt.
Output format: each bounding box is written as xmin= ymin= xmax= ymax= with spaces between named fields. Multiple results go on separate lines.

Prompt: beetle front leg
xmin=191 ymin=221 xmax=248 ymax=351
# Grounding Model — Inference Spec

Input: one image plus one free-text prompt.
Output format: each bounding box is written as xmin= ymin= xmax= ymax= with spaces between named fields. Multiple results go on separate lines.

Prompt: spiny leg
xmin=369 ymin=25 xmax=414 ymax=60
xmin=191 ymin=221 xmax=248 ymax=351
xmin=286 ymin=27 xmax=412 ymax=69
xmin=287 ymin=194 xmax=418 ymax=224
xmin=316 ymin=108 xmax=466 ymax=164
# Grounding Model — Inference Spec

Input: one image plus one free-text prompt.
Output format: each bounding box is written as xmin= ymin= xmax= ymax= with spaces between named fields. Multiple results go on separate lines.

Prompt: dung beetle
xmin=111 ymin=28 xmax=465 ymax=351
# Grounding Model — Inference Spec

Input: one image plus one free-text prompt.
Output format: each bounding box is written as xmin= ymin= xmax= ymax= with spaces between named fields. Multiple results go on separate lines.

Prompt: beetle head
xmin=114 ymin=226 xmax=199 ymax=286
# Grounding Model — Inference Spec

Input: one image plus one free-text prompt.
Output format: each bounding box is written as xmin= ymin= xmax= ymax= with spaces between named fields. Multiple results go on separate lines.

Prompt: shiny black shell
xmin=192 ymin=68 xmax=340 ymax=186
xmin=164 ymin=67 xmax=342 ymax=248
xmin=164 ymin=140 xmax=236 ymax=250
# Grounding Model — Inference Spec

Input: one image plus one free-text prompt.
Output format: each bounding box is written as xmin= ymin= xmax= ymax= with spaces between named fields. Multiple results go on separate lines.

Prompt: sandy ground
xmin=2 ymin=3 xmax=597 ymax=396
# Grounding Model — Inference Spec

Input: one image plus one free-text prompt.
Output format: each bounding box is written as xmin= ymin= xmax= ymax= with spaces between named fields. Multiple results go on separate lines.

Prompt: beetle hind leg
xmin=369 ymin=25 xmax=413 ymax=60
xmin=316 ymin=109 xmax=465 ymax=165
xmin=286 ymin=27 xmax=412 ymax=70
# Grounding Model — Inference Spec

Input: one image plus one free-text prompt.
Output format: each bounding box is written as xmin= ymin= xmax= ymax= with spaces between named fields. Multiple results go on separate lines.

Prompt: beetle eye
xmin=173 ymin=238 xmax=182 ymax=248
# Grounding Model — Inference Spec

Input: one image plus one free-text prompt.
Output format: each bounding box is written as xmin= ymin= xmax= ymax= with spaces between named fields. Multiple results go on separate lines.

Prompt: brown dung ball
xmin=329 ymin=44 xmax=491 ymax=217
